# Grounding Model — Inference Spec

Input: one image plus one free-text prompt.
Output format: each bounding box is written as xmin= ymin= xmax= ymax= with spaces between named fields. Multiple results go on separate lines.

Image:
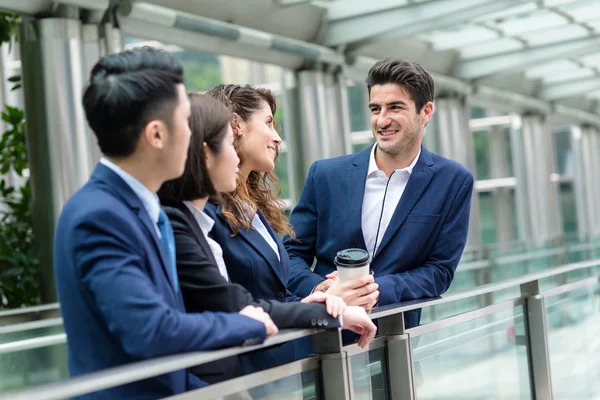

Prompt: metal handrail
xmin=0 ymin=317 xmax=63 ymax=335
xmin=0 ymin=258 xmax=598 ymax=400
xmin=0 ymin=303 xmax=59 ymax=319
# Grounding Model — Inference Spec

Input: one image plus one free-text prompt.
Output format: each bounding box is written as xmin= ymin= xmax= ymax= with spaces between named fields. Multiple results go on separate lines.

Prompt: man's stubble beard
xmin=377 ymin=115 xmax=421 ymax=159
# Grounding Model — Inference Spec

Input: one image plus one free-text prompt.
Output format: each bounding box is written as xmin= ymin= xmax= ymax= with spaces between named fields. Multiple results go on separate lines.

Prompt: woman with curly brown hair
xmin=203 ymin=84 xmax=310 ymax=371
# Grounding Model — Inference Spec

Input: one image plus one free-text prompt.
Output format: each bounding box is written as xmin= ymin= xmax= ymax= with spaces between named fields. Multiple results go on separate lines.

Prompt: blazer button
xmin=276 ymin=292 xmax=285 ymax=300
xmin=317 ymin=319 xmax=323 ymax=327
xmin=311 ymin=319 xmax=317 ymax=326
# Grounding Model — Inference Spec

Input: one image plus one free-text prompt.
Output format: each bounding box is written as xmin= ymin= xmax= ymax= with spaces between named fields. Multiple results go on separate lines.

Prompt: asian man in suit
xmin=284 ymin=58 xmax=474 ymax=329
xmin=53 ymin=48 xmax=277 ymax=399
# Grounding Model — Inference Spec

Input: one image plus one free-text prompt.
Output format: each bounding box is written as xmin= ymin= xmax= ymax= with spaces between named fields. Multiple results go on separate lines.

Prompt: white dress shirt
xmin=361 ymin=145 xmax=421 ymax=259
xmin=242 ymin=203 xmax=281 ymax=261
xmin=100 ymin=158 xmax=161 ymax=238
xmin=251 ymin=213 xmax=281 ymax=261
xmin=183 ymin=201 xmax=230 ymax=281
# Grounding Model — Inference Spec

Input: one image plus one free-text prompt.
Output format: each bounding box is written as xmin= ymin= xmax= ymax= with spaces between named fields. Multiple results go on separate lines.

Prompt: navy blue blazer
xmin=284 ymin=145 xmax=474 ymax=328
xmin=204 ymin=203 xmax=310 ymax=372
xmin=204 ymin=203 xmax=299 ymax=303
xmin=54 ymin=163 xmax=266 ymax=399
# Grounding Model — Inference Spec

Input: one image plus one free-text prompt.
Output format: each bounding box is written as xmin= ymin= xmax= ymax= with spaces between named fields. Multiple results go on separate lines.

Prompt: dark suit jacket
xmin=53 ymin=163 xmax=266 ymax=399
xmin=203 ymin=203 xmax=299 ymax=304
xmin=284 ymin=145 xmax=474 ymax=329
xmin=164 ymin=204 xmax=340 ymax=380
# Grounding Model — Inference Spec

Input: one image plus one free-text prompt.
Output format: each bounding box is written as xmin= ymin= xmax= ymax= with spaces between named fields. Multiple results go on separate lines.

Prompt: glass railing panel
xmin=412 ymin=305 xmax=531 ymax=400
xmin=350 ymin=347 xmax=388 ymax=400
xmin=546 ymin=283 xmax=600 ymax=400
xmin=224 ymin=369 xmax=318 ymax=400
xmin=0 ymin=343 xmax=68 ymax=392
xmin=0 ymin=323 xmax=64 ymax=345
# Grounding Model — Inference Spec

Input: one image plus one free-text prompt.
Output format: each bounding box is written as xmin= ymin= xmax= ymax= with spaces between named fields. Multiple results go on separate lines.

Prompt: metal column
xmin=290 ymin=70 xmax=352 ymax=186
xmin=434 ymin=96 xmax=482 ymax=254
xmin=489 ymin=124 xmax=516 ymax=251
xmin=514 ymin=115 xmax=563 ymax=247
xmin=19 ymin=18 xmax=98 ymax=302
xmin=379 ymin=312 xmax=416 ymax=400
xmin=312 ymin=330 xmax=352 ymax=400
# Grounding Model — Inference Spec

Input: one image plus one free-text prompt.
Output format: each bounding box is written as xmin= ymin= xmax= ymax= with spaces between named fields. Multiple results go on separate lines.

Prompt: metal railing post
xmin=312 ymin=330 xmax=352 ymax=400
xmin=520 ymin=280 xmax=554 ymax=400
xmin=379 ymin=312 xmax=416 ymax=400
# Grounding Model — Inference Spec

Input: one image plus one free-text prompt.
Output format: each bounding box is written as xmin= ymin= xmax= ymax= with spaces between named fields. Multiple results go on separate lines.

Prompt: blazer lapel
xmin=260 ymin=212 xmax=290 ymax=281
xmin=346 ymin=146 xmax=372 ymax=250
xmin=178 ymin=203 xmax=220 ymax=269
xmin=216 ymin=205 xmax=286 ymax=286
xmin=92 ymin=163 xmax=177 ymax=293
xmin=374 ymin=146 xmax=435 ymax=259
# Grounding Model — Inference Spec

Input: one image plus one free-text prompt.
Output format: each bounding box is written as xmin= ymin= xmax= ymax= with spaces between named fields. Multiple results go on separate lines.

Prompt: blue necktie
xmin=157 ymin=209 xmax=179 ymax=292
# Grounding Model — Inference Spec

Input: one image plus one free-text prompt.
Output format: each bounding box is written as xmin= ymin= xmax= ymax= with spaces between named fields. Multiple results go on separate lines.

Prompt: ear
xmin=231 ymin=112 xmax=245 ymax=137
xmin=142 ymin=119 xmax=169 ymax=150
xmin=203 ymin=142 xmax=213 ymax=170
xmin=420 ymin=101 xmax=434 ymax=126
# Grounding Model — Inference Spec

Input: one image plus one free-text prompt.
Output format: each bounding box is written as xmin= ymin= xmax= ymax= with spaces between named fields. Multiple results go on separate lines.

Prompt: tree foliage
xmin=0 ymin=13 xmax=40 ymax=308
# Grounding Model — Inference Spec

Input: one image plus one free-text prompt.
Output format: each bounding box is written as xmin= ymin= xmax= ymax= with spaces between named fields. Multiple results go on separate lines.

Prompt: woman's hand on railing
xmin=239 ymin=305 xmax=278 ymax=338
xmin=342 ymin=306 xmax=377 ymax=348
xmin=301 ymin=291 xmax=347 ymax=318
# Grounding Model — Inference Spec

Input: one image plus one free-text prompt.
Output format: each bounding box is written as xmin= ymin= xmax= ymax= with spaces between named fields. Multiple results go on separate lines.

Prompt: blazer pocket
xmin=405 ymin=214 xmax=441 ymax=224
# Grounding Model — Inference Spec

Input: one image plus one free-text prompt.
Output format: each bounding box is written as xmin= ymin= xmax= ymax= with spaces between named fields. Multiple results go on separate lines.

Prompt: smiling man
xmin=284 ymin=57 xmax=474 ymax=329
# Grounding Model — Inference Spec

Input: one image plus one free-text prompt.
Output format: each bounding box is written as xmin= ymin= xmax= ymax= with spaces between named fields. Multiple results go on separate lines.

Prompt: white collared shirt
xmin=361 ymin=145 xmax=421 ymax=259
xmin=243 ymin=203 xmax=280 ymax=261
xmin=251 ymin=214 xmax=281 ymax=261
xmin=183 ymin=201 xmax=230 ymax=281
xmin=100 ymin=158 xmax=161 ymax=238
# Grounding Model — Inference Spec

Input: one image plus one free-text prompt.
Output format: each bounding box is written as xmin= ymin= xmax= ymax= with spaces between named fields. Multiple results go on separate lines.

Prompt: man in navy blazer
xmin=284 ymin=58 xmax=474 ymax=329
xmin=54 ymin=48 xmax=276 ymax=399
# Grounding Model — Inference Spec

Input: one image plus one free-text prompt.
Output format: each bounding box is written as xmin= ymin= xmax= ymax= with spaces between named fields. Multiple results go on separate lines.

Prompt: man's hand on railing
xmin=341 ymin=306 xmax=377 ymax=348
xmin=325 ymin=274 xmax=380 ymax=312
xmin=239 ymin=305 xmax=278 ymax=338
xmin=301 ymin=291 xmax=347 ymax=318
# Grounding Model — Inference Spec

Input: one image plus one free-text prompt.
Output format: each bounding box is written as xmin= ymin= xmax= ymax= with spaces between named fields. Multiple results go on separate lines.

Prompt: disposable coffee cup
xmin=334 ymin=248 xmax=371 ymax=283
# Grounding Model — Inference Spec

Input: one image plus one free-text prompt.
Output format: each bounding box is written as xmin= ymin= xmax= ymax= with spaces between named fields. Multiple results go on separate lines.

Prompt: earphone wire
xmin=372 ymin=171 xmax=395 ymax=257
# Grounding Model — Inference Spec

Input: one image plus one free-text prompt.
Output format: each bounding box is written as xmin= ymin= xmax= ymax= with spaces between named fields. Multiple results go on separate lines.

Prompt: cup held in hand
xmin=334 ymin=248 xmax=371 ymax=283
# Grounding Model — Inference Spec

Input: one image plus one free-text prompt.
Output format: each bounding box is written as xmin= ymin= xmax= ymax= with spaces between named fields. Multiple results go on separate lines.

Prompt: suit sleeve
xmin=74 ymin=208 xmax=266 ymax=360
xmin=167 ymin=208 xmax=256 ymax=313
xmin=375 ymin=173 xmax=474 ymax=305
xmin=256 ymin=299 xmax=340 ymax=330
xmin=284 ymin=161 xmax=327 ymax=297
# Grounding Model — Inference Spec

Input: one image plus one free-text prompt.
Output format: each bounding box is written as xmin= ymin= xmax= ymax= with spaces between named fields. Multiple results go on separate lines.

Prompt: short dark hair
xmin=82 ymin=47 xmax=184 ymax=158
xmin=365 ymin=57 xmax=434 ymax=113
xmin=158 ymin=93 xmax=232 ymax=206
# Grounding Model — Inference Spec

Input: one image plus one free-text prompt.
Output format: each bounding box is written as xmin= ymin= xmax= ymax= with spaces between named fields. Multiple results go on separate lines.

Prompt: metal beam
xmin=325 ymin=0 xmax=409 ymax=21
xmin=0 ymin=0 xmax=108 ymax=15
xmin=322 ymin=0 xmax=521 ymax=47
xmin=454 ymin=35 xmax=600 ymax=80
xmin=540 ymin=76 xmax=600 ymax=100
xmin=346 ymin=0 xmax=523 ymax=53
xmin=118 ymin=1 xmax=344 ymax=65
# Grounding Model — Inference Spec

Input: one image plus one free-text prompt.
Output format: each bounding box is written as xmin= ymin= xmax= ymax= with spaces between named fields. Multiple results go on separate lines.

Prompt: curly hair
xmin=206 ymin=84 xmax=294 ymax=238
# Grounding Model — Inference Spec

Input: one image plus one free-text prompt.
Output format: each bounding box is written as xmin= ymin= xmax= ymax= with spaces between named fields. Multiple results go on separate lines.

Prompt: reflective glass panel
xmin=413 ymin=306 xmax=532 ymax=399
xmin=0 ymin=343 xmax=68 ymax=392
xmin=350 ymin=347 xmax=389 ymax=400
xmin=225 ymin=369 xmax=318 ymax=400
xmin=546 ymin=283 xmax=600 ymax=400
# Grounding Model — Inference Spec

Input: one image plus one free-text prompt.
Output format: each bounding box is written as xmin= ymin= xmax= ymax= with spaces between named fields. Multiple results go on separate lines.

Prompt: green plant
xmin=0 ymin=13 xmax=40 ymax=308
